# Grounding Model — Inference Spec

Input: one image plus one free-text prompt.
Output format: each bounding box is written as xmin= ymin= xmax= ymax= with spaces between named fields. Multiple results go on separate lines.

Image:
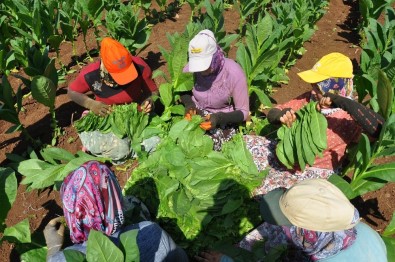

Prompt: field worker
xmin=44 ymin=161 xmax=188 ymax=262
xmin=196 ymin=179 xmax=387 ymax=262
xmin=243 ymin=53 xmax=385 ymax=195
xmin=68 ymin=37 xmax=159 ymax=163
xmin=181 ymin=29 xmax=249 ymax=150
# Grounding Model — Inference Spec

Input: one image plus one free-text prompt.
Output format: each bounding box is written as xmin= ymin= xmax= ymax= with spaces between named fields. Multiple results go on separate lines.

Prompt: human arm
xmin=68 ymin=88 xmax=111 ymax=116
xmin=322 ymin=93 xmax=385 ymax=138
xmin=180 ymin=92 xmax=204 ymax=117
xmin=133 ymin=57 xmax=158 ymax=114
xmin=44 ymin=217 xmax=65 ymax=259
xmin=267 ymin=108 xmax=296 ymax=127
xmin=267 ymin=92 xmax=310 ymax=127
xmin=200 ymin=110 xmax=244 ymax=130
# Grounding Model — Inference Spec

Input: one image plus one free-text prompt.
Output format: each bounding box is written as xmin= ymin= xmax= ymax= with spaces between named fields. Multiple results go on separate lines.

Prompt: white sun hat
xmin=186 ymin=29 xmax=217 ymax=73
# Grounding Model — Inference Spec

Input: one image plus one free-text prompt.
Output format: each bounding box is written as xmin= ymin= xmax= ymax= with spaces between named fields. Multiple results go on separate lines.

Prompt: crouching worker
xmin=44 ymin=161 xmax=188 ymax=262
xmin=68 ymin=37 xmax=160 ymax=163
xmin=197 ymin=179 xmax=387 ymax=262
xmin=241 ymin=179 xmax=387 ymax=261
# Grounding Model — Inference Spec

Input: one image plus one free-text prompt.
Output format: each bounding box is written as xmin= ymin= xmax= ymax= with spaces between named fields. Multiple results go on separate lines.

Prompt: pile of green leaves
xmin=73 ymin=103 xmax=159 ymax=141
xmin=123 ymin=116 xmax=267 ymax=256
xmin=276 ymin=102 xmax=327 ymax=171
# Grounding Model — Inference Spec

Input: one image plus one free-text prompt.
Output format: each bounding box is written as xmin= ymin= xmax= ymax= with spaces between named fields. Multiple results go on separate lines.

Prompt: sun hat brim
xmin=109 ymin=62 xmax=138 ymax=85
xmin=259 ymin=188 xmax=292 ymax=226
xmin=187 ymin=55 xmax=213 ymax=73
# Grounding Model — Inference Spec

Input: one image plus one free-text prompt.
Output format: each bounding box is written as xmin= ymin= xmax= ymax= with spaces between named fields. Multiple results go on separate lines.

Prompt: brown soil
xmin=1 ymin=0 xmax=394 ymax=261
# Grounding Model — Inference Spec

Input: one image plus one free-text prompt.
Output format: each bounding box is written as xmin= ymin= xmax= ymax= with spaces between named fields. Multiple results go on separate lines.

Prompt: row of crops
xmin=1 ymin=0 xmax=395 ymax=260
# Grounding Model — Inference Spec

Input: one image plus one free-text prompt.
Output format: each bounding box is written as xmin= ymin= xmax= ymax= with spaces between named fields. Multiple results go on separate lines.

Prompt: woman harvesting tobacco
xmin=44 ymin=161 xmax=188 ymax=262
xmin=68 ymin=38 xmax=159 ymax=163
xmin=243 ymin=52 xmax=385 ymax=195
xmin=181 ymin=29 xmax=249 ymax=150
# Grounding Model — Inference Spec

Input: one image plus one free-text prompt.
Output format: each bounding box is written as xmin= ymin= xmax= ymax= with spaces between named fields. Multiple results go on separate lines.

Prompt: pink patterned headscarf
xmin=60 ymin=161 xmax=124 ymax=243
xmin=194 ymin=46 xmax=225 ymax=84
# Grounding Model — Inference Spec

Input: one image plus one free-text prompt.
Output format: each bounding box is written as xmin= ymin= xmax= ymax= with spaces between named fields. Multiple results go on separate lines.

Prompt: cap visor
xmin=187 ymin=56 xmax=212 ymax=73
xmin=110 ymin=63 xmax=138 ymax=85
xmin=259 ymin=188 xmax=292 ymax=226
xmin=297 ymin=70 xmax=330 ymax=83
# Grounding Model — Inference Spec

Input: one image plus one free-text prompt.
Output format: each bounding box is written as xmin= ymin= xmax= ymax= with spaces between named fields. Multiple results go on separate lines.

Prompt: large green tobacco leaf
xmin=382 ymin=236 xmax=395 ymax=261
xmin=159 ymin=83 xmax=173 ymax=108
xmin=3 ymin=219 xmax=31 ymax=243
xmin=383 ymin=211 xmax=395 ymax=237
xmin=0 ymin=167 xmax=17 ymax=227
xmin=377 ymin=70 xmax=394 ymax=119
xmin=63 ymin=250 xmax=86 ymax=262
xmin=40 ymin=147 xmax=76 ymax=164
xmin=31 ymin=75 xmax=56 ymax=110
xmin=125 ymin=123 xmax=264 ymax=254
xmin=16 ymin=150 xmax=105 ymax=190
xmin=328 ymin=174 xmax=356 ymax=200
xmin=119 ymin=229 xmax=140 ymax=262
xmin=21 ymin=164 xmax=65 ymax=189
xmin=86 ymin=230 xmax=124 ymax=262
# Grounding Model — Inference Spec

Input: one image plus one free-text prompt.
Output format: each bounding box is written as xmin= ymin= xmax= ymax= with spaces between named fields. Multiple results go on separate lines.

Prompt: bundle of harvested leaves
xmin=123 ymin=116 xmax=267 ymax=257
xmin=276 ymin=102 xmax=328 ymax=171
xmin=73 ymin=103 xmax=155 ymax=141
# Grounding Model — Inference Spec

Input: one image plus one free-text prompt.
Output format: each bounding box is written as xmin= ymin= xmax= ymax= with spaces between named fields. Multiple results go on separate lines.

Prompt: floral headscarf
xmin=60 ymin=161 xmax=124 ymax=243
xmin=194 ymin=46 xmax=225 ymax=84
xmin=312 ymin=77 xmax=354 ymax=115
xmin=283 ymin=208 xmax=360 ymax=260
xmin=316 ymin=77 xmax=353 ymax=98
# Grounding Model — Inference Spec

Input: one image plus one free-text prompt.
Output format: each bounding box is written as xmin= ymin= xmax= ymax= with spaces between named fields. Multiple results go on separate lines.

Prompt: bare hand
xmin=141 ymin=98 xmax=153 ymax=113
xmin=186 ymin=108 xmax=198 ymax=117
xmin=44 ymin=217 xmax=65 ymax=256
xmin=316 ymin=96 xmax=332 ymax=111
xmin=195 ymin=251 xmax=224 ymax=262
xmin=279 ymin=109 xmax=296 ymax=127
xmin=90 ymin=100 xmax=111 ymax=117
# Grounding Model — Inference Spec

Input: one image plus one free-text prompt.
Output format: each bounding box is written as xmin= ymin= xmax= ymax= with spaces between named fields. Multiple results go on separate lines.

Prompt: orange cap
xmin=100 ymin=37 xmax=138 ymax=85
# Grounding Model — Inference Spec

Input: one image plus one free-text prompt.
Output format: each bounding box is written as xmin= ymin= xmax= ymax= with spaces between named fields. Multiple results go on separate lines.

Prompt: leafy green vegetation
xmin=12 ymin=147 xmax=107 ymax=191
xmin=124 ymin=117 xmax=267 ymax=255
xmin=276 ymin=102 xmax=327 ymax=171
xmin=1 ymin=0 xmax=394 ymax=260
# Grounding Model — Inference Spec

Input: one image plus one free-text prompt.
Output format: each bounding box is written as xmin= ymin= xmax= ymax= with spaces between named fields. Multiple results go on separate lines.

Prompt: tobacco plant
xmin=0 ymin=167 xmax=31 ymax=249
xmin=359 ymin=0 xmax=394 ymax=30
xmin=196 ymin=0 xmax=239 ymax=54
xmin=79 ymin=0 xmax=105 ymax=49
xmin=0 ymin=75 xmax=36 ymax=144
xmin=232 ymin=0 xmax=270 ymax=34
xmin=329 ymin=85 xmax=395 ymax=200
xmin=105 ymin=4 xmax=151 ymax=55
xmin=124 ymin=117 xmax=266 ymax=256
xmin=354 ymin=7 xmax=395 ymax=112
xmin=12 ymin=147 xmax=107 ymax=191
xmin=236 ymin=12 xmax=287 ymax=111
xmin=271 ymin=0 xmax=327 ymax=68
xmin=156 ymin=29 xmax=195 ymax=121
xmin=382 ymin=211 xmax=395 ymax=260
xmin=7 ymin=0 xmax=59 ymax=50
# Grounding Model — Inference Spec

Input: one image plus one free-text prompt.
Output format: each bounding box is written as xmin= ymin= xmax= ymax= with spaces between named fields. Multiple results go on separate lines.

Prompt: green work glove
xmin=44 ymin=217 xmax=65 ymax=258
